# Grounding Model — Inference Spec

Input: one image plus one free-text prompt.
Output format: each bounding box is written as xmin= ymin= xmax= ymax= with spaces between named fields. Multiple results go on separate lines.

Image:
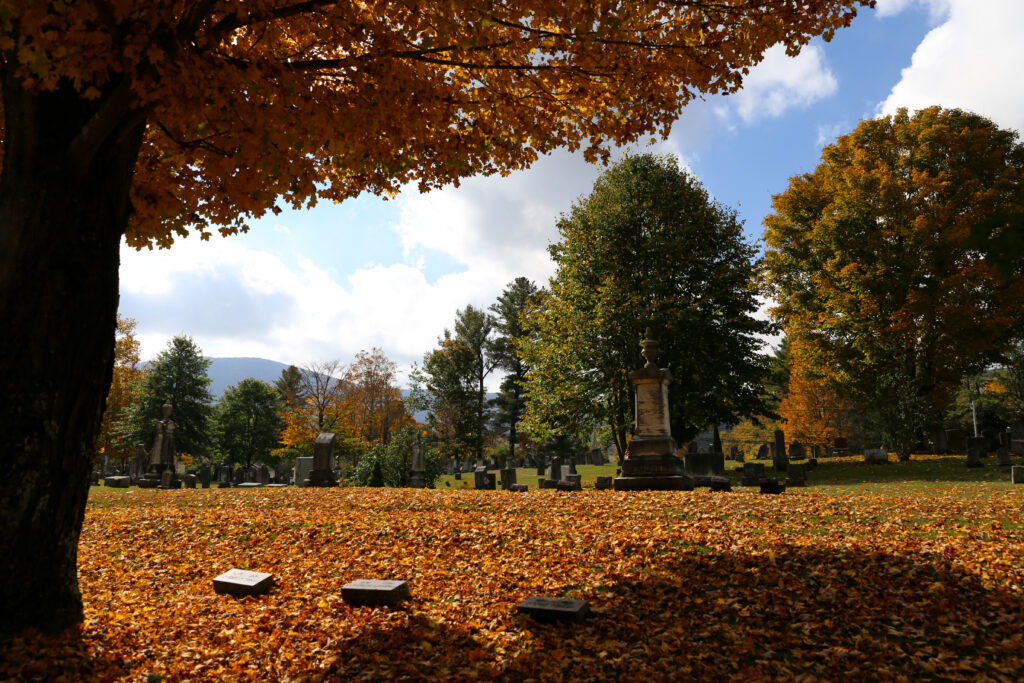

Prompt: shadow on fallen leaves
xmin=3 ymin=488 xmax=1023 ymax=681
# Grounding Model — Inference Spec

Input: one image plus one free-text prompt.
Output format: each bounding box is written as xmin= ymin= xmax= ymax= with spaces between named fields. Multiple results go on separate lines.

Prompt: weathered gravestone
xmin=257 ymin=465 xmax=271 ymax=485
xmin=199 ymin=465 xmax=211 ymax=489
xmin=536 ymin=456 xmax=547 ymax=476
xmin=217 ymin=465 xmax=233 ymax=488
xmin=159 ymin=469 xmax=174 ymax=489
xmin=709 ymin=477 xmax=732 ymax=492
xmin=931 ymin=428 xmax=949 ymax=454
xmin=773 ymin=429 xmax=788 ymax=472
xmin=982 ymin=429 xmax=1000 ymax=453
xmin=508 ymin=483 xmax=529 ymax=492
xmin=594 ymin=475 xmax=614 ymax=490
xmin=545 ymin=457 xmax=562 ymax=489
xmin=1012 ymin=466 xmax=1024 ymax=485
xmin=996 ymin=447 xmax=1012 ymax=466
xmin=213 ymin=569 xmax=274 ymax=596
xmin=342 ymin=579 xmax=410 ymax=607
xmin=789 ymin=441 xmax=805 ymax=460
xmin=756 ymin=444 xmax=769 ymax=460
xmin=760 ymin=479 xmax=785 ymax=495
xmin=864 ymin=448 xmax=888 ymax=464
xmin=516 ymin=596 xmax=590 ymax=623
xmin=741 ymin=462 xmax=765 ymax=487
xmin=305 ymin=433 xmax=338 ymax=486
xmin=499 ymin=468 xmax=517 ymax=491
xmin=966 ymin=437 xmax=986 ymax=467
xmin=558 ymin=473 xmax=582 ymax=491
xmin=786 ymin=463 xmax=807 ymax=487
xmin=833 ymin=437 xmax=849 ymax=457
xmin=614 ymin=329 xmax=691 ymax=491
xmin=408 ymin=442 xmax=426 ymax=488
xmin=291 ymin=456 xmax=312 ymax=488
xmin=474 ymin=468 xmax=496 ymax=490
xmin=810 ymin=444 xmax=822 ymax=459
xmin=184 ymin=473 xmax=197 ymax=488
xmin=104 ymin=475 xmax=130 ymax=488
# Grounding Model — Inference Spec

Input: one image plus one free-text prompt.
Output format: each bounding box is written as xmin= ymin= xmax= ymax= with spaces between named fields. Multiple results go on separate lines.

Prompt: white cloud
xmin=875 ymin=0 xmax=952 ymax=21
xmin=816 ymin=122 xmax=846 ymax=147
xmin=728 ymin=44 xmax=838 ymax=123
xmin=879 ymin=0 xmax=1024 ymax=134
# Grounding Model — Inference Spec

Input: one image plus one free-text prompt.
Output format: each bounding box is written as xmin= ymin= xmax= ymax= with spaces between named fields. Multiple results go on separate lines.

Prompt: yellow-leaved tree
xmin=0 ymin=0 xmax=872 ymax=637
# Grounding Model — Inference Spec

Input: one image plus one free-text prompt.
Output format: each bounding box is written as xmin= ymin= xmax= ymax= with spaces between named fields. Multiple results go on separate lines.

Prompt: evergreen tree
xmin=125 ymin=336 xmax=214 ymax=460
xmin=488 ymin=278 xmax=539 ymax=462
xmin=274 ymin=365 xmax=307 ymax=409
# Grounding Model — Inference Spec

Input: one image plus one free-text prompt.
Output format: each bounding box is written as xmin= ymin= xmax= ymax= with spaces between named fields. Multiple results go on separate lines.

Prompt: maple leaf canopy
xmin=0 ymin=0 xmax=872 ymax=248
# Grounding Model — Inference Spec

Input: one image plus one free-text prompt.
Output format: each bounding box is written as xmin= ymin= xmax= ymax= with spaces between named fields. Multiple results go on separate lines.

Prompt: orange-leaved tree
xmin=96 ymin=315 xmax=143 ymax=468
xmin=764 ymin=107 xmax=1024 ymax=460
xmin=0 ymin=0 xmax=873 ymax=637
xmin=338 ymin=348 xmax=411 ymax=452
xmin=776 ymin=342 xmax=856 ymax=446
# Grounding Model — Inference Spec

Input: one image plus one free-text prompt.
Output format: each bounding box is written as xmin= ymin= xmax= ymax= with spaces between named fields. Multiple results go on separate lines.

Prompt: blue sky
xmin=119 ymin=0 xmax=1024 ymax=390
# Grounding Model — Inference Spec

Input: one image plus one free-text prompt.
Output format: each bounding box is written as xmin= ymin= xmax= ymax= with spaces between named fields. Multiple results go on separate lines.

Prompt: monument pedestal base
xmin=304 ymin=469 xmax=337 ymax=487
xmin=408 ymin=471 xmax=425 ymax=488
xmin=614 ymin=454 xmax=692 ymax=491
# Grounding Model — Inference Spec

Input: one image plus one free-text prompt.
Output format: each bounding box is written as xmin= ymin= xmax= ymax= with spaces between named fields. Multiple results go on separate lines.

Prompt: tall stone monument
xmin=150 ymin=403 xmax=178 ymax=486
xmin=305 ymin=432 xmax=338 ymax=486
xmin=408 ymin=441 xmax=426 ymax=488
xmin=614 ymin=329 xmax=691 ymax=491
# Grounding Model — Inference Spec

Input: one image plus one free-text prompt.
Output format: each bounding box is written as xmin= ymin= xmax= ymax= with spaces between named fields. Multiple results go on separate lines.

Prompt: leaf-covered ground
xmin=3 ymin=483 xmax=1024 ymax=681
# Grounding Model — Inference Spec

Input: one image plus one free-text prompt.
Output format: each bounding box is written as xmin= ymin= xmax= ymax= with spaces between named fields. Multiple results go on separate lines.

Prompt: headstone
xmin=1012 ymin=422 xmax=1024 ymax=441
xmin=966 ymin=437 xmax=985 ymax=468
xmin=741 ymin=462 xmax=765 ymax=487
xmin=408 ymin=442 xmax=426 ymax=488
xmin=294 ymin=456 xmax=315 ymax=487
xmin=760 ymin=479 xmax=785 ymax=495
xmin=930 ymin=428 xmax=949 ymax=454
xmin=1012 ymin=439 xmax=1024 ymax=456
xmin=137 ymin=478 xmax=158 ymax=489
xmin=786 ymin=463 xmax=807 ymax=487
xmin=159 ymin=469 xmax=174 ymax=489
xmin=789 ymin=441 xmax=805 ymax=460
xmin=684 ymin=451 xmax=724 ymax=483
xmin=756 ymin=444 xmax=769 ymax=460
xmin=150 ymin=403 xmax=178 ymax=478
xmin=104 ymin=475 xmax=130 ymax=488
xmin=810 ymin=444 xmax=821 ymax=459
xmin=213 ymin=569 xmax=274 ymax=596
xmin=833 ymin=437 xmax=849 ymax=457
xmin=594 ymin=475 xmax=613 ymax=490
xmin=615 ymin=330 xmax=691 ymax=491
xmin=536 ymin=456 xmax=547 ymax=476
xmin=91 ymin=471 xmax=100 ymax=486
xmin=516 ymin=596 xmax=590 ymax=623
xmin=564 ymin=473 xmax=582 ymax=488
xmin=474 ymin=468 xmax=495 ymax=490
xmin=773 ymin=429 xmax=788 ymax=472
xmin=184 ymin=473 xmax=197 ymax=488
xmin=508 ymin=483 xmax=529 ymax=492
xmin=548 ymin=457 xmax=562 ymax=483
xmin=709 ymin=477 xmax=732 ymax=492
xmin=257 ymin=465 xmax=270 ymax=485
xmin=996 ymin=447 xmax=1012 ymax=466
xmin=341 ymin=579 xmax=410 ymax=607
xmin=946 ymin=429 xmax=965 ymax=454
xmin=306 ymin=433 xmax=338 ymax=486
xmin=1012 ymin=466 xmax=1024 ymax=484
xmin=864 ymin=448 xmax=888 ymax=464
xmin=499 ymin=468 xmax=517 ymax=491
xmin=199 ymin=465 xmax=211 ymax=489
xmin=981 ymin=429 xmax=1000 ymax=453
xmin=129 ymin=445 xmax=148 ymax=481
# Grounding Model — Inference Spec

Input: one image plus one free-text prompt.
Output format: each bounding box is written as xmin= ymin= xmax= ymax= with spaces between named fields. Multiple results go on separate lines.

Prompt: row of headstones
xmin=101 ymin=463 xmax=286 ymax=489
xmin=740 ymin=460 xmax=814 ymax=491
xmin=214 ymin=570 xmax=587 ymax=622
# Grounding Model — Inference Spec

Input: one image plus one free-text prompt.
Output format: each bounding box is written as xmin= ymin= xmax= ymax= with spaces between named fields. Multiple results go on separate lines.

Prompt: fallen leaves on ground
xmin=3 ymin=486 xmax=1024 ymax=681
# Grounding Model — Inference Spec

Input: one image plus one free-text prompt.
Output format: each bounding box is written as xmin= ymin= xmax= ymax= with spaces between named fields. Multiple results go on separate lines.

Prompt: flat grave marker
xmin=212 ymin=569 xmax=274 ymax=597
xmin=516 ymin=596 xmax=590 ymax=623
xmin=341 ymin=579 xmax=410 ymax=607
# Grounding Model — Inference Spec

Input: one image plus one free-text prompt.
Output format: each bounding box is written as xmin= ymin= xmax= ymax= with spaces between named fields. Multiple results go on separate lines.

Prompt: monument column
xmin=614 ymin=329 xmax=692 ymax=491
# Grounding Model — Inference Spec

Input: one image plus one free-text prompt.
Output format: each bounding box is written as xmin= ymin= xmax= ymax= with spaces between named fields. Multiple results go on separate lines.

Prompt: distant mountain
xmin=206 ymin=357 xmax=293 ymax=398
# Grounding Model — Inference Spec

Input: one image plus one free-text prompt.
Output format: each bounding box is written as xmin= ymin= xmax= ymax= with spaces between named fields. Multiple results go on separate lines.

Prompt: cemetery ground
xmin=3 ymin=457 xmax=1024 ymax=681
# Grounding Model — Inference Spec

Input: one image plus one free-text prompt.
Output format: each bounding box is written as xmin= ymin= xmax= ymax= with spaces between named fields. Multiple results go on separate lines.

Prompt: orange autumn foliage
xmin=0 ymin=1 xmax=873 ymax=248
xmin=778 ymin=346 xmax=856 ymax=445
xmin=2 ymin=483 xmax=1023 ymax=680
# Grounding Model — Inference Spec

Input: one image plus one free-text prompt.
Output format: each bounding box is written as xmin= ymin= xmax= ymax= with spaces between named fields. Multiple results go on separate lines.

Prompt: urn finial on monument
xmin=640 ymin=327 xmax=658 ymax=368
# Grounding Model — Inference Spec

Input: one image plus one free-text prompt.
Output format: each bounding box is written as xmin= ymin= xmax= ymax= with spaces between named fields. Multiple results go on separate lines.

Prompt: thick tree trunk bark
xmin=0 ymin=75 xmax=144 ymax=639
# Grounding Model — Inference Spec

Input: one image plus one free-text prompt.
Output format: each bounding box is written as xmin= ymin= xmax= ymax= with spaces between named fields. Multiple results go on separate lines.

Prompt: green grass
xmin=432 ymin=453 xmax=1022 ymax=497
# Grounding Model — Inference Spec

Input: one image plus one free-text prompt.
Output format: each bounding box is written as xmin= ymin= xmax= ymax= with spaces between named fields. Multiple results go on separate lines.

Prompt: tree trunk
xmin=0 ymin=75 xmax=144 ymax=639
